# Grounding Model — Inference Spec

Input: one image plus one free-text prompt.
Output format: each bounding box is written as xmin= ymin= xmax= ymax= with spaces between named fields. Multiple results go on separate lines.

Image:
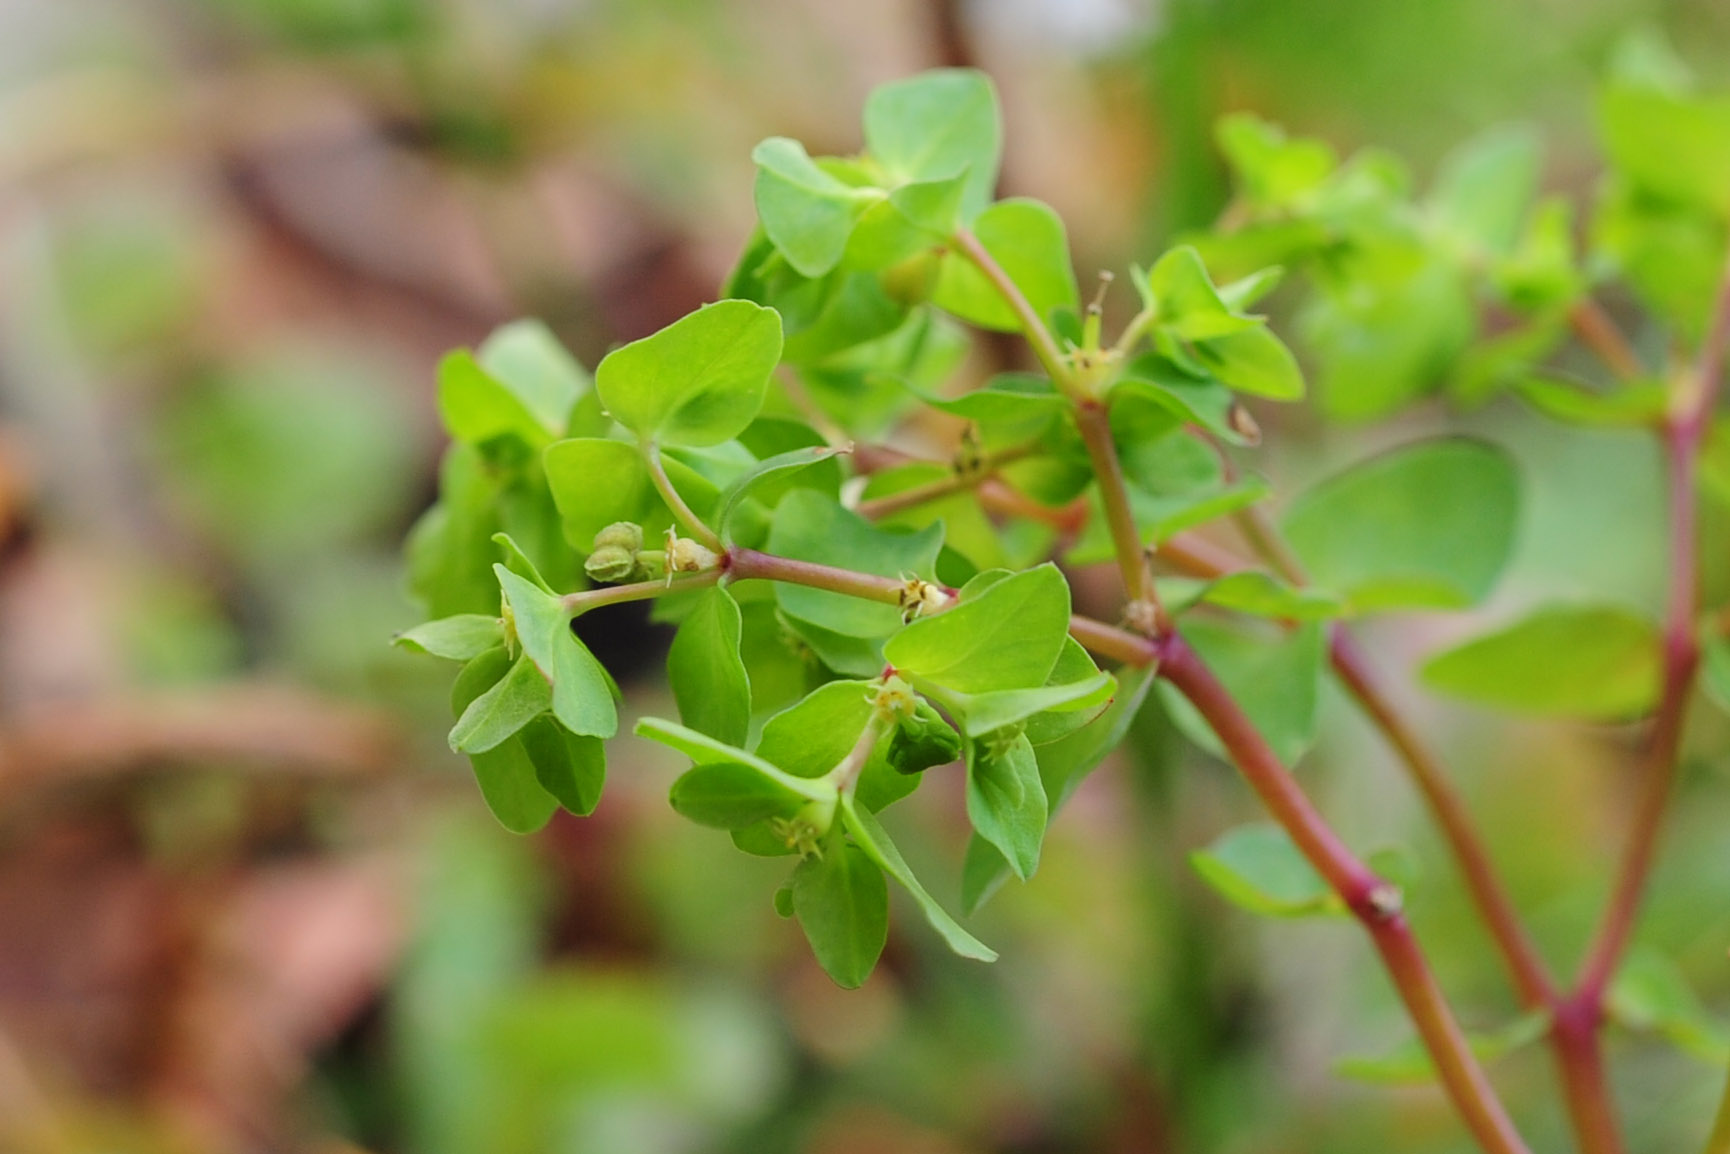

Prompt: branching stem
xmin=644 ymin=444 xmax=722 ymax=552
xmin=854 ymin=440 xmax=1041 ymax=521
xmin=1158 ymin=639 xmax=1532 ymax=1154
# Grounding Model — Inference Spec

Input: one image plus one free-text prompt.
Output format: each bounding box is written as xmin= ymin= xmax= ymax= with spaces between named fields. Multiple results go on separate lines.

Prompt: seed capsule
xmin=584 ymin=545 xmax=639 ymax=584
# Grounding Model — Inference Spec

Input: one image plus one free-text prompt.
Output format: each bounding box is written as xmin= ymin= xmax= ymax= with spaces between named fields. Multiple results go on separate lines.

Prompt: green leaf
xmin=843 ymin=174 xmax=967 ymax=271
xmin=1420 ymin=604 xmax=1664 ymax=720
xmin=1608 ymin=948 xmax=1730 ymax=1064
xmin=1190 ymin=823 xmax=1340 ymax=918
xmin=1335 ymin=1011 xmax=1550 ymax=1086
xmin=634 ymin=717 xmax=834 ymax=801
xmin=966 ymin=734 xmax=1047 ymax=880
xmin=1428 ymin=125 xmax=1541 ymax=256
xmin=863 ymin=68 xmax=1001 ymax=218
xmin=666 ymin=587 xmax=751 ymax=745
xmin=1186 ymin=323 xmax=1304 ymax=402
xmin=1703 ymin=633 xmax=1730 ymax=716
xmin=406 ymin=444 xmax=505 ymax=618
xmin=766 ymin=491 xmax=943 ymax=674
xmin=713 ymin=443 xmax=843 ymax=545
xmin=840 ymin=797 xmax=996 ymax=962
xmin=944 ymin=673 xmax=1116 ymax=738
xmin=1513 ymin=377 xmax=1669 ymax=427
xmin=1301 ymin=247 xmax=1474 ymax=421
xmin=477 ymin=318 xmax=590 ymax=434
xmin=1159 ymin=618 xmax=1325 ymax=765
xmin=754 ymin=681 xmax=913 ymax=814
xmin=437 ymin=350 xmax=559 ymax=448
xmin=1143 ymin=247 xmax=1263 ymax=341
xmin=517 ymin=718 xmax=605 ymax=816
xmin=932 ymin=199 xmax=1079 ymax=333
xmin=449 ymin=648 xmax=557 ymax=833
xmin=1217 ymin=266 xmax=1284 ymax=312
xmin=1281 ymin=438 xmax=1520 ymax=612
xmin=968 ymin=665 xmax=1159 ymax=913
xmin=1021 ymin=638 xmax=1114 ymax=746
xmin=595 ymin=300 xmax=783 ymax=447
xmin=1188 ymin=571 xmax=1347 ymax=621
xmin=1036 ymin=664 xmax=1158 ymax=808
xmin=1601 ymin=85 xmax=1730 ymax=217
xmin=793 ymin=839 xmax=889 ymax=988
xmin=448 ymin=649 xmax=550 ymax=754
xmin=1113 ymin=361 xmax=1257 ymax=447
xmin=1216 ymin=113 xmax=1337 ymax=211
xmin=1592 ymin=176 xmax=1726 ymax=340
xmin=903 ymin=372 xmax=1067 ymax=425
xmin=669 ymin=761 xmax=817 ymax=829
xmin=491 ymin=531 xmax=552 ymax=593
xmin=395 ymin=614 xmax=504 ymax=661
xmin=884 ymin=563 xmax=1070 ymax=696
xmin=752 ymin=137 xmax=875 ymax=278
xmin=496 ymin=566 xmax=617 ymax=738
xmin=543 ymin=437 xmax=719 ymax=550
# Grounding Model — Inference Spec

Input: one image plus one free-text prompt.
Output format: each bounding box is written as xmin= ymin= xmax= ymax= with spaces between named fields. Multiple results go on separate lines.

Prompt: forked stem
xmin=644 ymin=444 xmax=722 ymax=552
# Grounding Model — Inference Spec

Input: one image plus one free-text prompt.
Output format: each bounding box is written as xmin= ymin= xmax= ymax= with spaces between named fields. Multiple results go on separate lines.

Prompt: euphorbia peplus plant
xmin=399 ymin=60 xmax=1730 ymax=1154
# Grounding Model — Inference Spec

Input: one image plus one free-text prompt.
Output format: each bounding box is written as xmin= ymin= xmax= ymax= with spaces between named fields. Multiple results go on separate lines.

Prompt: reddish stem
xmin=1075 ymin=399 xmax=1156 ymax=609
xmin=1156 ymin=532 xmax=1560 ymax=1011
xmin=1568 ymin=300 xmax=1644 ymax=383
xmin=1159 ymin=639 xmax=1532 ymax=1154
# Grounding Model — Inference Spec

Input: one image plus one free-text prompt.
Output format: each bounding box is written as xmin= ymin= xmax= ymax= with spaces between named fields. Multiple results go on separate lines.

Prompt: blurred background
xmin=2 ymin=1 xmax=1730 ymax=1152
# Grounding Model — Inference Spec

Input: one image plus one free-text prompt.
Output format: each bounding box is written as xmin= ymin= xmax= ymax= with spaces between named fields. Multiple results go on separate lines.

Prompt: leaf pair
xmin=639 ymin=710 xmax=990 ymax=986
xmin=884 ymin=566 xmax=1111 ymax=880
xmin=1128 ymin=247 xmax=1303 ymax=401
xmin=751 ymin=69 xmax=1001 ymax=280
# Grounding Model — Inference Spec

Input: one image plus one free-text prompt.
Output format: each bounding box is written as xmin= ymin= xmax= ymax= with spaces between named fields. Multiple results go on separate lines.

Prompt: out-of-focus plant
xmin=398 ymin=59 xmax=1730 ymax=1154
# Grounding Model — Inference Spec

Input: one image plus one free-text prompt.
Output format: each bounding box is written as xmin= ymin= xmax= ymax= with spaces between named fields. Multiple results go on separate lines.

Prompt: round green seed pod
xmin=584 ymin=545 xmax=639 ymax=583
xmin=593 ymin=521 xmax=644 ymax=554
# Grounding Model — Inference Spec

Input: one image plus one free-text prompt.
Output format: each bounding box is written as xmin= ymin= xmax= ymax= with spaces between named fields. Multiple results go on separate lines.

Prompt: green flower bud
xmin=888 ymin=699 xmax=962 ymax=775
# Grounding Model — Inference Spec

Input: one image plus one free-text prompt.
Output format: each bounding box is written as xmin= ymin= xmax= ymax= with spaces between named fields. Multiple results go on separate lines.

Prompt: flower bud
xmin=897 ymin=575 xmax=951 ymax=623
xmin=665 ymin=532 xmax=720 ymax=576
xmin=888 ymin=699 xmax=962 ymax=775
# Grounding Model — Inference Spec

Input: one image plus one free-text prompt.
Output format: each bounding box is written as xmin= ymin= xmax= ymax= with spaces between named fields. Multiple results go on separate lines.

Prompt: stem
xmin=1330 ymin=634 xmax=1558 ymax=1009
xmin=1152 ymin=528 xmax=1559 ymax=1010
xmin=1074 ymin=400 xmax=1156 ymax=608
xmin=1234 ymin=502 xmax=1309 ymax=587
xmin=1159 ymin=639 xmax=1532 ymax=1154
xmin=1568 ymin=300 xmax=1643 ymax=383
xmin=854 ymin=440 xmax=1040 ymax=521
xmin=826 ymin=714 xmax=888 ymax=795
xmin=1110 ymin=304 xmax=1158 ymax=361
xmin=726 ymin=548 xmax=914 ymax=605
xmin=952 ymin=227 xmax=1069 ymax=385
xmin=1551 ymin=1001 xmax=1624 ymax=1154
xmin=1068 ymin=613 xmax=1161 ymax=667
xmin=645 ymin=444 xmax=722 ymax=551
xmin=725 ymin=547 xmax=1158 ymax=668
xmin=562 ymin=568 xmax=722 ymax=614
xmin=1572 ymin=245 xmax=1730 ymax=1006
